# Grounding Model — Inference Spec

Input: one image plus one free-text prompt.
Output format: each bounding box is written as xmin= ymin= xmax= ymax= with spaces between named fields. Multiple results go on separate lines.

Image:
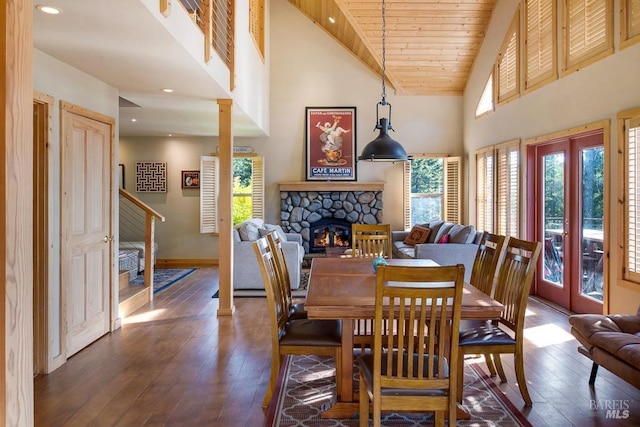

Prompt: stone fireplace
xmin=279 ymin=181 xmax=385 ymax=253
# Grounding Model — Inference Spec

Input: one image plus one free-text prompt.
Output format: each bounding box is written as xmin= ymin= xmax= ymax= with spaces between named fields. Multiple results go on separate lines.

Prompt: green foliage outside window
xmin=410 ymin=158 xmax=444 ymax=224
xmin=233 ymin=158 xmax=253 ymax=225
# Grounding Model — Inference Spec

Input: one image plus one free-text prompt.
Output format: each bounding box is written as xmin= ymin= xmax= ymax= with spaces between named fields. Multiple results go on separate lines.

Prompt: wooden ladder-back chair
xmin=253 ymin=237 xmax=342 ymax=407
xmin=351 ymin=223 xmax=392 ymax=259
xmin=457 ymin=237 xmax=541 ymax=406
xmin=469 ymin=232 xmax=506 ymax=297
xmin=265 ymin=231 xmax=307 ymax=320
xmin=358 ymin=264 xmax=465 ymax=427
xmin=351 ymin=223 xmax=392 ymax=352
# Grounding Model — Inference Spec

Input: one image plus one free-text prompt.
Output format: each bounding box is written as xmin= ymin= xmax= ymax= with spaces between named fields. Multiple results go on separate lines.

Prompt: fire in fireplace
xmin=309 ymin=219 xmax=352 ymax=253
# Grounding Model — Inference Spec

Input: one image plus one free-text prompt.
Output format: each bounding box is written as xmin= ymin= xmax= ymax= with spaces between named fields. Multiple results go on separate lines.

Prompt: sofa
xmin=568 ymin=307 xmax=640 ymax=389
xmin=391 ymin=220 xmax=482 ymax=282
xmin=233 ymin=219 xmax=305 ymax=290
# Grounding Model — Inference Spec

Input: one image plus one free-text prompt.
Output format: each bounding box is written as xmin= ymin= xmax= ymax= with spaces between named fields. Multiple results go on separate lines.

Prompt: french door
xmin=528 ymin=130 xmax=604 ymax=314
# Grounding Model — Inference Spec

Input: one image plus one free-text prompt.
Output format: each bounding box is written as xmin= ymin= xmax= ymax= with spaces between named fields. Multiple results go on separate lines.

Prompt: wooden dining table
xmin=304 ymin=257 xmax=505 ymax=419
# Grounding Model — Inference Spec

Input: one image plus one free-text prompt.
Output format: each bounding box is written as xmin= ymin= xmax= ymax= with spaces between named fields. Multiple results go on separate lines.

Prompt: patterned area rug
xmin=265 ymin=355 xmax=532 ymax=427
xmin=131 ymin=268 xmax=197 ymax=294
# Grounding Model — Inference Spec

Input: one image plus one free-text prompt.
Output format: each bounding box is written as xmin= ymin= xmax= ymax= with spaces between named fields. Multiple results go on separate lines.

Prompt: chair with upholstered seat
xmin=457 ymin=237 xmax=541 ymax=406
xmin=265 ymin=231 xmax=307 ymax=320
xmin=351 ymin=223 xmax=392 ymax=259
xmin=358 ymin=264 xmax=465 ymax=427
xmin=253 ymin=236 xmax=342 ymax=407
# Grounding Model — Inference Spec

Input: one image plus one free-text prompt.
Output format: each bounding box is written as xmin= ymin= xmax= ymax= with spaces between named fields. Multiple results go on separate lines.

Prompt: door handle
xmin=103 ymin=235 xmax=113 ymax=243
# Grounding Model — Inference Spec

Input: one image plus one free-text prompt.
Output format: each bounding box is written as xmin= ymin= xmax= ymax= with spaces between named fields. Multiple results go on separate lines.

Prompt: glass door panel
xmin=543 ymin=153 xmax=565 ymax=286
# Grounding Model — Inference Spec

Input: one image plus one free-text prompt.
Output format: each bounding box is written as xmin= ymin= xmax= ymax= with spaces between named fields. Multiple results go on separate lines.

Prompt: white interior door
xmin=61 ymin=109 xmax=112 ymax=357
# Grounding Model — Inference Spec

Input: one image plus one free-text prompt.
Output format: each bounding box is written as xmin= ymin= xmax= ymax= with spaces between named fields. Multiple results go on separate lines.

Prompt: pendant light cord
xmin=381 ymin=0 xmax=387 ymax=106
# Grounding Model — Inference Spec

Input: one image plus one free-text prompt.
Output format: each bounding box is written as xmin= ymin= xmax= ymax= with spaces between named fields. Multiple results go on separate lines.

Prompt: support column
xmin=2 ymin=0 xmax=35 ymax=423
xmin=217 ymin=99 xmax=235 ymax=316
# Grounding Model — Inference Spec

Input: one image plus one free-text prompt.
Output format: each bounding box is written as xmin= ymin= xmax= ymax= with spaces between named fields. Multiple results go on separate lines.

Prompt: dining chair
xmin=358 ymin=264 xmax=465 ymax=427
xmin=351 ymin=223 xmax=392 ymax=259
xmin=457 ymin=237 xmax=541 ymax=406
xmin=265 ymin=231 xmax=307 ymax=320
xmin=253 ymin=237 xmax=342 ymax=407
xmin=469 ymin=232 xmax=506 ymax=297
xmin=351 ymin=224 xmax=392 ymax=352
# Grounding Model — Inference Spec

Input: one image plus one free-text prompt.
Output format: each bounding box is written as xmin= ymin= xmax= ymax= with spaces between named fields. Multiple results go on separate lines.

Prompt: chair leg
xmin=514 ymin=351 xmax=532 ymax=406
xmin=457 ymin=351 xmax=465 ymax=403
xmin=434 ymin=411 xmax=444 ymax=427
xmin=493 ymin=353 xmax=508 ymax=382
xmin=359 ymin=371 xmax=368 ymax=427
xmin=484 ymin=352 xmax=497 ymax=376
xmin=588 ymin=362 xmax=599 ymax=385
xmin=262 ymin=354 xmax=281 ymax=407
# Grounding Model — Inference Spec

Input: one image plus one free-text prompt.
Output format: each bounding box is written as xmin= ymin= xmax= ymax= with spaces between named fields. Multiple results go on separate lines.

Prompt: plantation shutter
xmin=524 ymin=0 xmax=556 ymax=90
xmin=496 ymin=141 xmax=520 ymax=237
xmin=564 ymin=0 xmax=613 ymax=72
xmin=475 ymin=148 xmax=494 ymax=233
xmin=403 ymin=160 xmax=412 ymax=230
xmin=496 ymin=12 xmax=519 ymax=105
xmin=200 ymin=155 xmax=219 ymax=233
xmin=444 ymin=157 xmax=461 ymax=224
xmin=625 ymin=117 xmax=640 ymax=282
xmin=249 ymin=0 xmax=265 ymax=58
xmin=251 ymin=156 xmax=264 ymax=219
xmin=622 ymin=0 xmax=640 ymax=46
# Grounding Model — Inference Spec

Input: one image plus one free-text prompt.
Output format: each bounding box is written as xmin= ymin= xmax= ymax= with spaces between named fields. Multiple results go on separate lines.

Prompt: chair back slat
xmin=265 ymin=232 xmax=292 ymax=315
xmin=469 ymin=232 xmax=506 ymax=296
xmin=373 ymin=264 xmax=464 ymax=391
xmin=494 ymin=237 xmax=542 ymax=331
xmin=352 ymin=223 xmax=392 ymax=259
xmin=253 ymin=237 xmax=288 ymax=340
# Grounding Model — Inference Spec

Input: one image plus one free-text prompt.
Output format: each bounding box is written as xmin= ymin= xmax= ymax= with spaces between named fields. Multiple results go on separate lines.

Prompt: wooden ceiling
xmin=288 ymin=0 xmax=497 ymax=95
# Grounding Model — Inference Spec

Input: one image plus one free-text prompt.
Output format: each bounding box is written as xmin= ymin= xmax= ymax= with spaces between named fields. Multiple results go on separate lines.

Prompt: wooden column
xmin=2 ymin=0 xmax=35 ymax=423
xmin=217 ymin=99 xmax=235 ymax=316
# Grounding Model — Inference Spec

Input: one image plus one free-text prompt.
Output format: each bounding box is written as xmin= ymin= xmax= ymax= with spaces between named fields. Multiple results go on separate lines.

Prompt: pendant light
xmin=358 ymin=0 xmax=408 ymax=162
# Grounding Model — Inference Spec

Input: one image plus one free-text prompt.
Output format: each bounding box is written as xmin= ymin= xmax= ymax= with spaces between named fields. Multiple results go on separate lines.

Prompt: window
xmin=563 ymin=0 xmax=613 ymax=74
xmin=621 ymin=0 xmax=640 ymax=49
xmin=475 ymin=140 xmax=521 ymax=237
xmin=476 ymin=74 xmax=494 ymax=117
xmin=619 ymin=108 xmax=640 ymax=284
xmin=524 ymin=0 xmax=556 ymax=91
xmin=249 ymin=0 xmax=265 ymax=60
xmin=403 ymin=156 xmax=461 ymax=230
xmin=496 ymin=9 xmax=520 ymax=105
xmin=200 ymin=155 xmax=264 ymax=233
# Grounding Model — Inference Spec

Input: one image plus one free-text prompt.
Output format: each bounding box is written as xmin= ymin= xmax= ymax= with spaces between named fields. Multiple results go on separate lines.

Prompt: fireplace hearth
xmin=279 ymin=182 xmax=385 ymax=253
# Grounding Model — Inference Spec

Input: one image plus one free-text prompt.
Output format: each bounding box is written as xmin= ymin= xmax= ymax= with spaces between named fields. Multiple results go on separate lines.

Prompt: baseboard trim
xmin=156 ymin=259 xmax=218 ymax=268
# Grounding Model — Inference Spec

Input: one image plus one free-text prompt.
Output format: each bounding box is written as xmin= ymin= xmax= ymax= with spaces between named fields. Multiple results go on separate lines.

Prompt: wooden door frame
xmin=33 ymin=92 xmax=54 ymax=374
xmin=59 ymin=101 xmax=116 ymax=359
xmin=525 ymin=120 xmax=610 ymax=314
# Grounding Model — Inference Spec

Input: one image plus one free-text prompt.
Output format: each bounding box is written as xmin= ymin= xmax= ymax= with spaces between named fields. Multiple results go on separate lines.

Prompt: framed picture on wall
xmin=305 ymin=106 xmax=357 ymax=181
xmin=181 ymin=170 xmax=200 ymax=189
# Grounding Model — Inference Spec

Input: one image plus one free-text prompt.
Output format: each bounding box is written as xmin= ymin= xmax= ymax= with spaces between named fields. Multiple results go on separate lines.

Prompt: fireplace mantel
xmin=278 ymin=181 xmax=385 ymax=192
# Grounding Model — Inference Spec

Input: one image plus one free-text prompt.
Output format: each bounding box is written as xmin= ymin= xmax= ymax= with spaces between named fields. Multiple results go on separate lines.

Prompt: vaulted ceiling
xmin=289 ymin=0 xmax=497 ymax=95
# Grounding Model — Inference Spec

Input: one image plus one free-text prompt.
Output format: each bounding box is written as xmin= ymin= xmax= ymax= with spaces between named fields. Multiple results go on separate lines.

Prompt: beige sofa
xmin=391 ymin=220 xmax=482 ymax=282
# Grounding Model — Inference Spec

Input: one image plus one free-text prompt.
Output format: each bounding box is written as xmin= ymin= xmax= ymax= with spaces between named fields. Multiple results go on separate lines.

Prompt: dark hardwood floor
xmin=34 ymin=268 xmax=640 ymax=426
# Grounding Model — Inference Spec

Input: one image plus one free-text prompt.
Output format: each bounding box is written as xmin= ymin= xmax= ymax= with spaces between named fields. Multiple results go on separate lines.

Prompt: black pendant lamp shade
xmin=358 ymin=118 xmax=408 ymax=161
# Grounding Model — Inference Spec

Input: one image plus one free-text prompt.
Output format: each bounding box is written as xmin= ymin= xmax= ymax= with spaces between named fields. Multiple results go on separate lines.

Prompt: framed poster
xmin=136 ymin=161 xmax=167 ymax=192
xmin=181 ymin=170 xmax=200 ymax=189
xmin=305 ymin=107 xmax=357 ymax=181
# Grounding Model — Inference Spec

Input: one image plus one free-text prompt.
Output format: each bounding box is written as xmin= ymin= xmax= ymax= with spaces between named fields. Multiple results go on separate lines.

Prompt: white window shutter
xmin=444 ymin=157 xmax=462 ymax=224
xmin=251 ymin=156 xmax=264 ymax=219
xmin=200 ymin=155 xmax=219 ymax=233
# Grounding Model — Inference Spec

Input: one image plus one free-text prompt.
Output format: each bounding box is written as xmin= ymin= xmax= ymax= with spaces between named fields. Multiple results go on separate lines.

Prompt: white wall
xmin=463 ymin=1 xmax=640 ymax=313
xmin=33 ymin=48 xmax=120 ymax=369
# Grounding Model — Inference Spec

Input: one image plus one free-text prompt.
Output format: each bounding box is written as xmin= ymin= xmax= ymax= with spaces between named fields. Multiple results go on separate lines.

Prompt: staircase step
xmin=119 ymin=285 xmax=150 ymax=317
xmin=119 ymin=270 xmax=130 ymax=290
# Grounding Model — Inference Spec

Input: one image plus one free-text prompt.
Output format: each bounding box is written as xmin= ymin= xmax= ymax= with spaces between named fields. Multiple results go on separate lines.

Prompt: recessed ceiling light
xmin=131 ymin=118 xmax=137 ymax=122
xmin=36 ymin=5 xmax=62 ymax=14
xmin=168 ymin=134 xmax=173 ymax=137
xmin=161 ymin=88 xmax=174 ymax=93
xmin=328 ymin=16 xmax=336 ymax=24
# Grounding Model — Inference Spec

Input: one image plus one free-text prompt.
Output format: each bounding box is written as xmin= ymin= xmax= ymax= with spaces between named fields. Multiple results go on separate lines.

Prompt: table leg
xmin=321 ymin=319 xmax=357 ymax=419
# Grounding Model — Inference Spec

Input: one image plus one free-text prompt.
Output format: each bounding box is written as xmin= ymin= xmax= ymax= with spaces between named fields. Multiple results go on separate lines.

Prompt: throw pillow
xmin=403 ymin=225 xmax=432 ymax=246
xmin=437 ymin=234 xmax=450 ymax=244
xmin=426 ymin=220 xmax=445 ymax=243
xmin=259 ymin=224 xmax=288 ymax=242
xmin=448 ymin=224 xmax=475 ymax=243
xmin=236 ymin=218 xmax=264 ymax=241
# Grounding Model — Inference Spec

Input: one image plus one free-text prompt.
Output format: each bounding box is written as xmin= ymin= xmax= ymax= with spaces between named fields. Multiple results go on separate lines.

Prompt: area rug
xmin=212 ymin=269 xmax=309 ymax=298
xmin=265 ymin=355 xmax=533 ymax=427
xmin=131 ymin=268 xmax=197 ymax=294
